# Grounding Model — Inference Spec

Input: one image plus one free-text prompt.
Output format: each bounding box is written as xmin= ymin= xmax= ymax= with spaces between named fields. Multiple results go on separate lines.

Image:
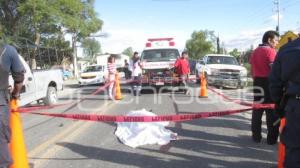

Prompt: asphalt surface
xmin=21 ymin=81 xmax=278 ymax=168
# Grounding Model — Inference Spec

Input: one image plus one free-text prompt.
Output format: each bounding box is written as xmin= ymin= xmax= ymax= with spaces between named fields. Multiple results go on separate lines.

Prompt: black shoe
xmin=267 ymin=141 xmax=277 ymax=145
xmin=267 ymin=139 xmax=278 ymax=145
xmin=267 ymin=133 xmax=279 ymax=145
xmin=252 ymin=136 xmax=261 ymax=143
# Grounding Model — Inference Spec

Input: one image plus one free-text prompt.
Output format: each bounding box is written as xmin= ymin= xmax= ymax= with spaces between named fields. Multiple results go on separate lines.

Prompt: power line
xmin=282 ymin=0 xmax=300 ymax=9
xmin=223 ymin=1 xmax=272 ymax=36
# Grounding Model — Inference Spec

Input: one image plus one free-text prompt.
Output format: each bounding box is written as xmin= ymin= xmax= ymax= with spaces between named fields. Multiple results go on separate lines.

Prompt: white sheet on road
xmin=115 ymin=109 xmax=177 ymax=148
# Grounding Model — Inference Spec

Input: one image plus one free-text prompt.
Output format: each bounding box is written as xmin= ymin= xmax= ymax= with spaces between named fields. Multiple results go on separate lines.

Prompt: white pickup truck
xmin=196 ymin=54 xmax=248 ymax=89
xmin=9 ymin=55 xmax=64 ymax=106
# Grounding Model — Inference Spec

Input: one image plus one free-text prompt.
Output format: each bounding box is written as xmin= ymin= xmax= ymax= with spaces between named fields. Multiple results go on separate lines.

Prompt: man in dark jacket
xmin=0 ymin=44 xmax=25 ymax=168
xmin=269 ymin=38 xmax=300 ymax=168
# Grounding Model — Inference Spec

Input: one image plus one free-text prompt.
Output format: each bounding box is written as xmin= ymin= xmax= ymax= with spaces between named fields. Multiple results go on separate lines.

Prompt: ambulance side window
xmin=203 ymin=56 xmax=207 ymax=64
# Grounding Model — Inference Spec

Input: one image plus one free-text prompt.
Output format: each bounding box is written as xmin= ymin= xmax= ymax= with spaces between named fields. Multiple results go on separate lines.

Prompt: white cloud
xmin=100 ymin=27 xmax=275 ymax=54
xmin=66 ymin=24 xmax=281 ymax=55
xmin=223 ymin=27 xmax=273 ymax=51
xmin=271 ymin=14 xmax=283 ymax=22
xmin=99 ymin=28 xmax=190 ymax=54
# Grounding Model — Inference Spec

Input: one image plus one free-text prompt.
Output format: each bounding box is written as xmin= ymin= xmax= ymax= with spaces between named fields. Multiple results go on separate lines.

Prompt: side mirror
xmin=199 ymin=60 xmax=205 ymax=65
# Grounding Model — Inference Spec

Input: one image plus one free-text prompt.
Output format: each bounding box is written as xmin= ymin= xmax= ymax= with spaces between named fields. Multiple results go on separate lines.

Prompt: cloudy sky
xmin=79 ymin=0 xmax=300 ymax=55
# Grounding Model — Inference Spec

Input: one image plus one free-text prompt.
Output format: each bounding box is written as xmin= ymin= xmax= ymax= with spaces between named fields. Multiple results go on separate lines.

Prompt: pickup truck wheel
xmin=44 ymin=86 xmax=57 ymax=105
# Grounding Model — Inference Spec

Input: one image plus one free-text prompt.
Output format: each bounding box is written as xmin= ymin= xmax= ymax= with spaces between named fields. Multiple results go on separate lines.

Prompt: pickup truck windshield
xmin=83 ymin=65 xmax=103 ymax=72
xmin=207 ymin=56 xmax=239 ymax=65
xmin=141 ymin=49 xmax=179 ymax=62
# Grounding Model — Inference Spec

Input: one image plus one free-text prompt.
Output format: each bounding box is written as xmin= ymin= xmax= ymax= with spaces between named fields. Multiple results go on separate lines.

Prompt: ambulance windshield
xmin=141 ymin=49 xmax=179 ymax=62
xmin=207 ymin=56 xmax=239 ymax=65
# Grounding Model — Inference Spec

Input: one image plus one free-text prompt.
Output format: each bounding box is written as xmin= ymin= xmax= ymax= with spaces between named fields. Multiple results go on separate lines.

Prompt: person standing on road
xmin=129 ymin=52 xmax=143 ymax=96
xmin=174 ymin=51 xmax=190 ymax=95
xmin=0 ymin=43 xmax=25 ymax=168
xmin=107 ymin=55 xmax=117 ymax=100
xmin=269 ymin=38 xmax=300 ymax=168
xmin=249 ymin=30 xmax=280 ymax=145
xmin=124 ymin=59 xmax=131 ymax=80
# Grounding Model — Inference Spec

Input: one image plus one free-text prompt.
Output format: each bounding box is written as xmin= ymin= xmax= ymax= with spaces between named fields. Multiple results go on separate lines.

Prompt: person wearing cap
xmin=129 ymin=52 xmax=143 ymax=96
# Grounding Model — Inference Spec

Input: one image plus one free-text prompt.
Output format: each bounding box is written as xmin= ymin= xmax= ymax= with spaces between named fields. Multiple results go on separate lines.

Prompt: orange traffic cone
xmin=199 ymin=71 xmax=208 ymax=98
xmin=278 ymin=118 xmax=286 ymax=168
xmin=115 ymin=73 xmax=123 ymax=100
xmin=9 ymin=99 xmax=29 ymax=168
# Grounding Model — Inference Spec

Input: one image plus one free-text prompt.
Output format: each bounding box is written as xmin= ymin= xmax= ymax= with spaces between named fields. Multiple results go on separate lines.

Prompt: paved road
xmin=22 ymin=82 xmax=278 ymax=168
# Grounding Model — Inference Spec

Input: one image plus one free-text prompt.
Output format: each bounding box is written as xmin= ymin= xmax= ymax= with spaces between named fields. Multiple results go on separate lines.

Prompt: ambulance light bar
xmin=145 ymin=38 xmax=175 ymax=47
xmin=147 ymin=38 xmax=174 ymax=42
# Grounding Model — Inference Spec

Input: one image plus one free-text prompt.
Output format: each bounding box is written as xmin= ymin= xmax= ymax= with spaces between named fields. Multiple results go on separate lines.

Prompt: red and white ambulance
xmin=141 ymin=38 xmax=181 ymax=87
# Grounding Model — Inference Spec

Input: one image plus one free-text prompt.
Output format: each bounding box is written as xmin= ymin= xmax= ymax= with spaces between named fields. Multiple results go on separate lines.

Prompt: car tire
xmin=43 ymin=86 xmax=57 ymax=105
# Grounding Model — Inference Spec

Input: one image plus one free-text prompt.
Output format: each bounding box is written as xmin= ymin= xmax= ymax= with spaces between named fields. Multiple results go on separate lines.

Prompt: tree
xmin=241 ymin=45 xmax=254 ymax=63
xmin=185 ymin=30 xmax=216 ymax=60
xmin=229 ymin=48 xmax=241 ymax=58
xmin=229 ymin=48 xmax=240 ymax=61
xmin=57 ymin=0 xmax=103 ymax=77
xmin=0 ymin=0 xmax=103 ymax=71
xmin=122 ymin=47 xmax=134 ymax=57
xmin=82 ymin=38 xmax=101 ymax=62
xmin=0 ymin=0 xmax=73 ymax=68
xmin=17 ymin=0 xmax=62 ymax=68
xmin=229 ymin=48 xmax=241 ymax=63
xmin=0 ymin=0 xmax=21 ymax=39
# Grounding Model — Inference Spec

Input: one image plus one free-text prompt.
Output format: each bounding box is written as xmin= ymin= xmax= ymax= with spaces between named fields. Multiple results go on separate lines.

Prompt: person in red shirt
xmin=174 ymin=51 xmax=190 ymax=95
xmin=250 ymin=30 xmax=280 ymax=145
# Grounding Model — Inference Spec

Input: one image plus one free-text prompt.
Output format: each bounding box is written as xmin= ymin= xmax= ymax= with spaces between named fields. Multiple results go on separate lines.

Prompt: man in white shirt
xmin=129 ymin=52 xmax=143 ymax=96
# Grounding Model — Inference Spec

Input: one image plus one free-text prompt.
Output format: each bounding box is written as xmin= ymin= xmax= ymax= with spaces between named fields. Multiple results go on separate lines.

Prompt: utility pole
xmin=217 ymin=34 xmax=220 ymax=54
xmin=72 ymin=33 xmax=78 ymax=78
xmin=274 ymin=0 xmax=280 ymax=33
xmin=222 ymin=42 xmax=226 ymax=54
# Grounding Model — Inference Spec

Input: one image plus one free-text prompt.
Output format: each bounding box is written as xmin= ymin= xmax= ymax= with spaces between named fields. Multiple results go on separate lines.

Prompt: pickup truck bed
xmin=9 ymin=56 xmax=64 ymax=106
